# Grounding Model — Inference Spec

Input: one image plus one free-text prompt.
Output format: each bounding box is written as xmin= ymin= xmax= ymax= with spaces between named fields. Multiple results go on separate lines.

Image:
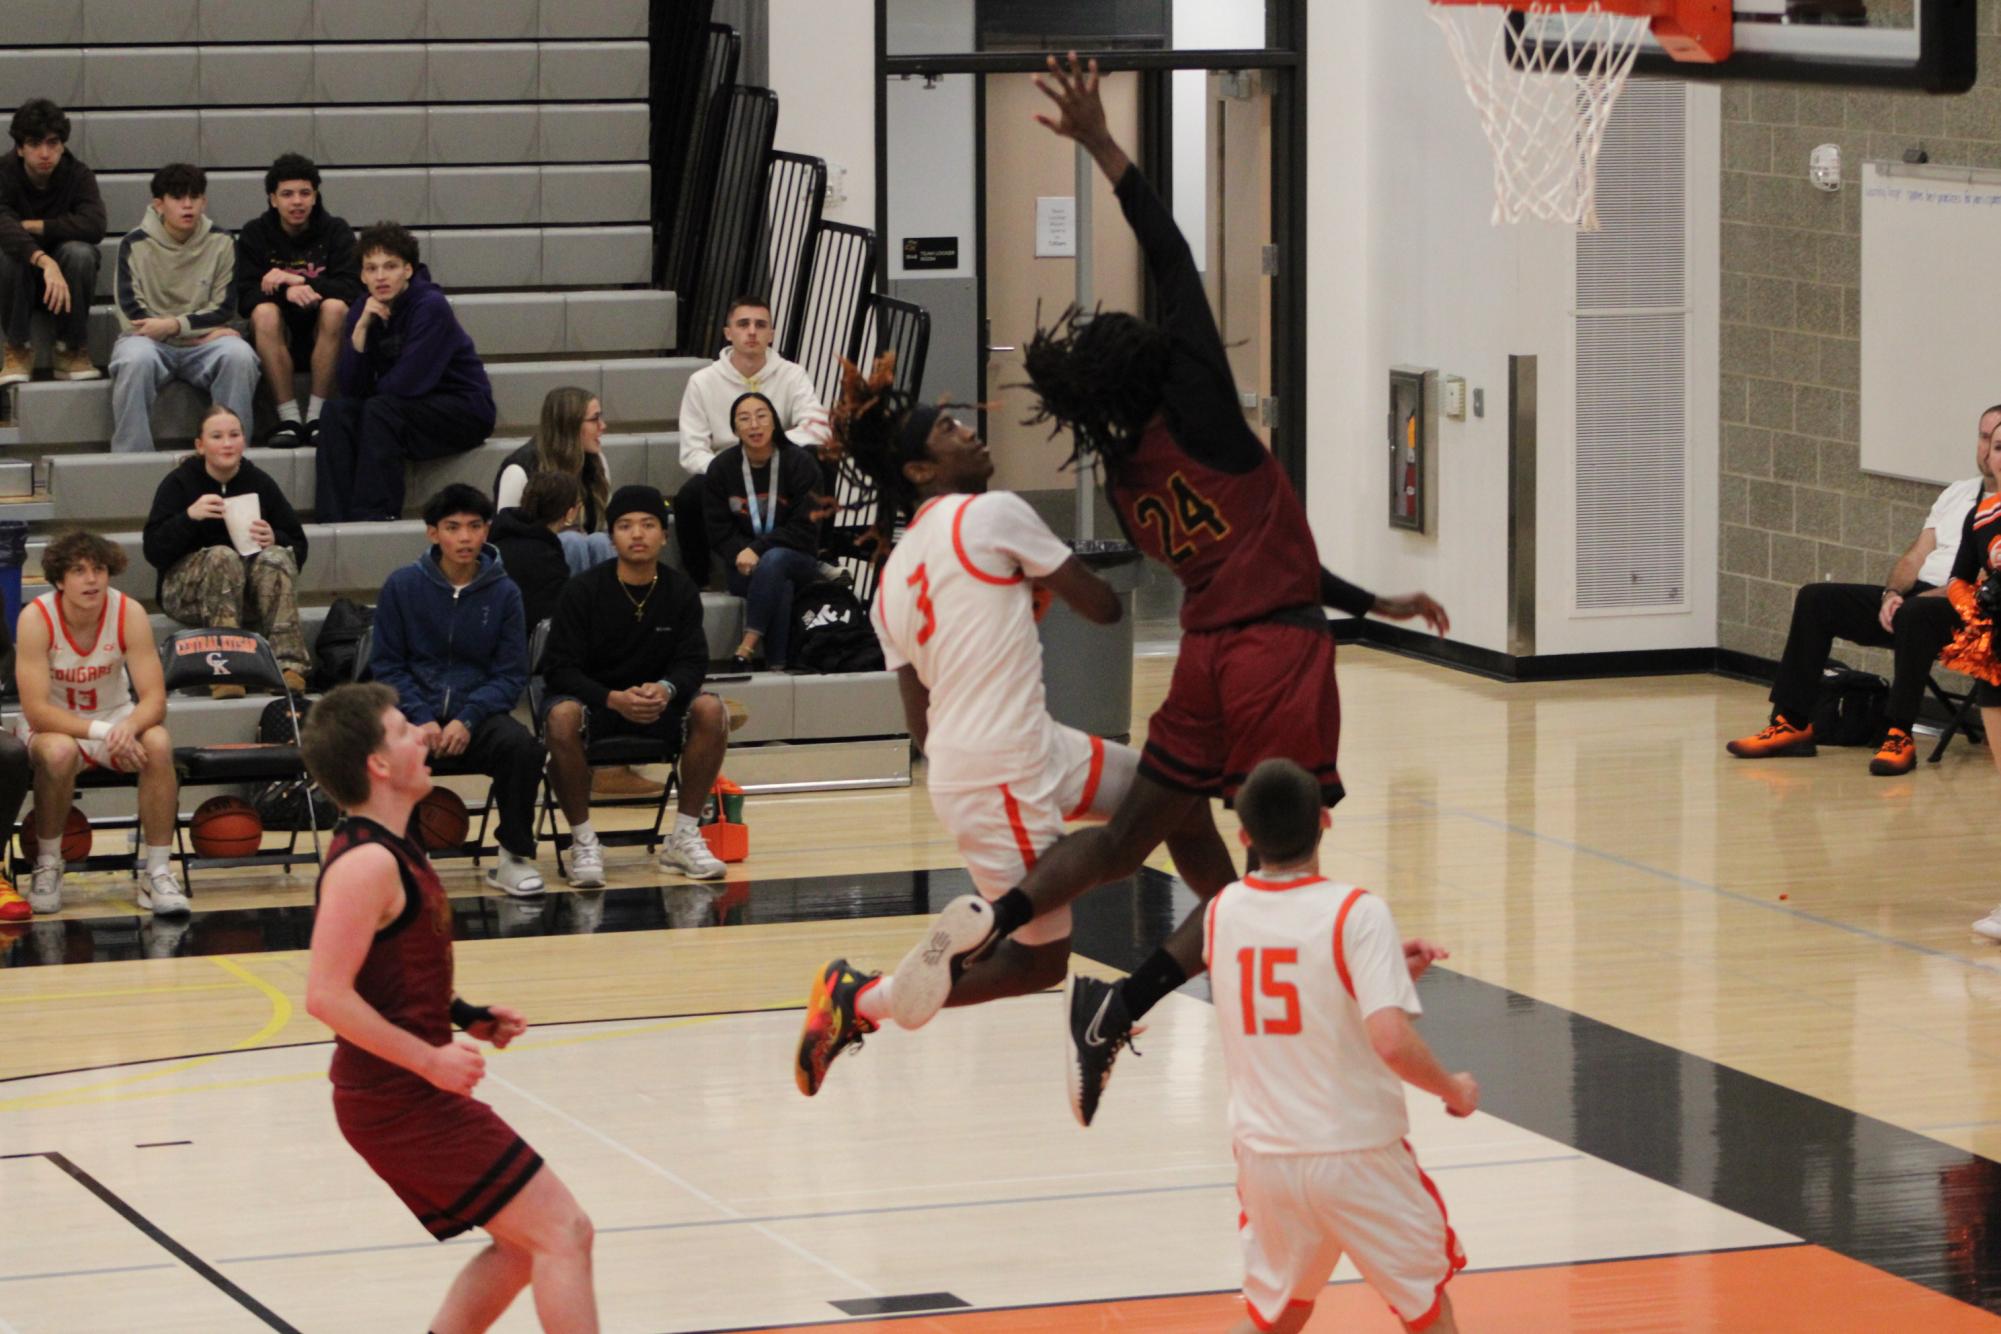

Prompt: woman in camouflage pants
xmin=140 ymin=404 xmax=310 ymax=695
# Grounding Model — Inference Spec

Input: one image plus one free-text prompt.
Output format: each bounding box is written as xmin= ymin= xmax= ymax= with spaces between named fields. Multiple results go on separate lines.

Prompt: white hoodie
xmin=677 ymin=347 xmax=831 ymax=474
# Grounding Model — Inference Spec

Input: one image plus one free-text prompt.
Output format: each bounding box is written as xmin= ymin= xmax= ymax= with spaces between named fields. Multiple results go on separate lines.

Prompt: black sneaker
xmin=265 ymin=418 xmax=306 ymax=448
xmin=888 ymin=895 xmax=998 ymax=1030
xmin=795 ymin=957 xmax=878 ymax=1096
xmin=1066 ymin=974 xmax=1138 ymax=1127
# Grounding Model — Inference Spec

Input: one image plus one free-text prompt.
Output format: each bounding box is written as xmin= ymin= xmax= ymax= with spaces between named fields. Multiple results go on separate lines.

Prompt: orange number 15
xmin=1237 ymin=947 xmax=1301 ymax=1036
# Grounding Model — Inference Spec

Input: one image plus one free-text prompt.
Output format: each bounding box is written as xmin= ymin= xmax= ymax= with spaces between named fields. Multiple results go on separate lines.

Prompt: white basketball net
xmin=1432 ymin=3 xmax=1649 ymax=229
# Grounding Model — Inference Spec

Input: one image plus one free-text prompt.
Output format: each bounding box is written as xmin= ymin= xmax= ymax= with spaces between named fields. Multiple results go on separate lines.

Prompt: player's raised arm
xmin=1033 ymin=53 xmax=1131 ymax=185
xmin=306 ymin=845 xmax=485 ymax=1096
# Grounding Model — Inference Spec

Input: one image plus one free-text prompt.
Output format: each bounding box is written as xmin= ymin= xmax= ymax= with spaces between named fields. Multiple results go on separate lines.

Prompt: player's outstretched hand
xmin=1032 ymin=52 xmax=1109 ymax=147
xmin=1403 ymin=937 xmax=1448 ymax=982
xmin=1448 ymin=1072 xmax=1480 ymax=1120
xmin=426 ymin=1039 xmax=487 ymax=1096
xmin=1374 ymin=592 xmax=1451 ymax=637
xmin=468 ymin=1005 xmax=529 ymax=1050
xmin=1444 ymin=1072 xmax=1479 ymax=1119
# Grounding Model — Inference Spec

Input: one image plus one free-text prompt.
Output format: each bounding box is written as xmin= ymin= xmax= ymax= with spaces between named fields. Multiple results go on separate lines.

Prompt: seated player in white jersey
xmin=1208 ymin=758 xmax=1475 ymax=1334
xmin=14 ymin=529 xmax=187 ymax=917
xmin=794 ymin=355 xmax=1237 ymax=1096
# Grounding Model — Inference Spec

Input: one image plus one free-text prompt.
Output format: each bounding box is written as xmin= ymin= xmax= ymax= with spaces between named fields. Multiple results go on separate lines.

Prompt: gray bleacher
xmin=0 ymin=0 xmax=912 ymax=816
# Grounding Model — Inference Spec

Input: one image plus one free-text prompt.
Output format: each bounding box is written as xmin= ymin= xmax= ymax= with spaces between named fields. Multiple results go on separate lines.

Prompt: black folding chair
xmin=525 ymin=619 xmax=678 ymax=877
xmin=1926 ymin=673 xmax=1988 ymax=763
xmin=351 ymin=625 xmax=497 ymax=863
xmin=159 ymin=628 xmax=321 ymax=883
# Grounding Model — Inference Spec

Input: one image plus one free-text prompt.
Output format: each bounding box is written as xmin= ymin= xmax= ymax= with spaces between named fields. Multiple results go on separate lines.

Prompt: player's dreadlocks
xmin=1019 ymin=303 xmax=1171 ymax=467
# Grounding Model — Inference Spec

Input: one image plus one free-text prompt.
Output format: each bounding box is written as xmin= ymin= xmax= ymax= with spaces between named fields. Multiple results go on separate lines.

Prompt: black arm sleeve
xmin=1111 ymin=164 xmax=1267 ymax=476
xmin=1320 ymin=567 xmax=1377 ymax=618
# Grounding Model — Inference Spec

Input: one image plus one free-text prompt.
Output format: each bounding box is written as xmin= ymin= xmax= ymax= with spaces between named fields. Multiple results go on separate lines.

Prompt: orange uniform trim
xmin=1331 ymin=886 xmax=1367 ymax=1000
xmin=951 ymin=495 xmax=1024 ymax=586
xmin=1401 ymin=1137 xmax=1467 ymax=1331
xmin=1063 ymin=735 xmax=1107 ymax=821
xmin=1242 ymin=873 xmax=1328 ymax=893
xmin=1000 ymin=784 xmax=1038 ymax=871
xmin=1202 ymin=894 xmax=1221 ymax=972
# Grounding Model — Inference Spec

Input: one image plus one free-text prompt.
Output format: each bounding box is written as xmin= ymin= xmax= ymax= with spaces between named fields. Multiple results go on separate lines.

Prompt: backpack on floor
xmin=791 ymin=581 xmax=885 ymax=675
xmin=1812 ymin=660 xmax=1889 ymax=746
xmin=251 ymin=695 xmax=337 ymax=831
xmin=311 ymin=597 xmax=374 ymax=690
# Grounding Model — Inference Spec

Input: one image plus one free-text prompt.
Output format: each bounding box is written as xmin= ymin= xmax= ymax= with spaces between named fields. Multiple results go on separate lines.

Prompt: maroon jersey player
xmin=893 ymin=54 xmax=1450 ymax=1129
xmin=302 ymin=683 xmax=598 ymax=1334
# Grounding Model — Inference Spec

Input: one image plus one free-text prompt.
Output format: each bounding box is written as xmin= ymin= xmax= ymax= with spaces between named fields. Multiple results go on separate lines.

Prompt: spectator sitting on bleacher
xmin=494 ymin=385 xmax=614 ymax=575
xmin=541 ymin=484 xmax=728 ymax=885
xmin=14 ymin=530 xmax=186 ymax=917
xmin=235 ymin=153 xmax=358 ymax=447
xmin=316 ymin=223 xmax=495 ymax=522
xmin=108 ymin=163 xmax=257 ymax=455
xmin=370 ymin=484 xmax=544 ymax=895
xmin=705 ymin=392 xmax=827 ymax=670
xmin=0 ymin=98 xmax=105 ymax=388
xmin=141 ymin=404 xmax=310 ymax=696
xmin=492 ymin=470 xmax=579 ymax=638
xmin=673 ymin=295 xmax=830 ymax=586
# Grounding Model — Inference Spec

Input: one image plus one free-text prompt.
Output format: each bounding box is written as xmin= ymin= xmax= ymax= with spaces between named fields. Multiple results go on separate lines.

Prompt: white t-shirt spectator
xmin=1919 ymin=477 xmax=1987 ymax=587
xmin=677 ymin=348 xmax=831 ymax=476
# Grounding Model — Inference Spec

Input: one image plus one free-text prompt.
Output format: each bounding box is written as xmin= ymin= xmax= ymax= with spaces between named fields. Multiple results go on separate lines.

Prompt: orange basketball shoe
xmin=0 ymin=875 xmax=27 ymax=922
xmin=1726 ymin=716 xmax=1817 ymax=759
xmin=795 ymin=959 xmax=879 ymax=1097
xmin=1870 ymin=727 xmax=1917 ymax=776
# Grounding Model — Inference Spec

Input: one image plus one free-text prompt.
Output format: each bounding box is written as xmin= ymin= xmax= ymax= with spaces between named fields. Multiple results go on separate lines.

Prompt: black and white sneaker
xmin=265 ymin=418 xmax=306 ymax=448
xmin=1066 ymin=974 xmax=1138 ymax=1128
xmin=888 ymin=894 xmax=998 ymax=1031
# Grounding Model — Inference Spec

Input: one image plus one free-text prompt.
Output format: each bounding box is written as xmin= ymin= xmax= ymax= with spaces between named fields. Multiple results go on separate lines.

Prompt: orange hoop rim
xmin=1428 ymin=0 xmax=1732 ymax=63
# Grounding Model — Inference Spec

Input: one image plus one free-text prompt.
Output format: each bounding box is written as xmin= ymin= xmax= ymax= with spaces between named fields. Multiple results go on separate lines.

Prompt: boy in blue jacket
xmin=368 ymin=484 xmax=545 ymax=895
xmin=317 ymin=222 xmax=496 ymax=521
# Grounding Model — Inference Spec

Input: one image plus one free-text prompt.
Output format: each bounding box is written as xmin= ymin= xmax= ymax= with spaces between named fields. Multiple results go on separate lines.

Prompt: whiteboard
xmin=1860 ymin=161 xmax=2001 ymax=485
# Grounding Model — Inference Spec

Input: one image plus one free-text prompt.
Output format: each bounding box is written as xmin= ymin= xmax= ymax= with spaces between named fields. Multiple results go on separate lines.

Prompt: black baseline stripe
xmin=41 ymin=1152 xmax=301 ymax=1332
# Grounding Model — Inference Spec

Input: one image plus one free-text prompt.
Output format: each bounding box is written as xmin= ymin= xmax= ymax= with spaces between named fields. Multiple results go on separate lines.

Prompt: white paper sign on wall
xmin=1035 ymin=196 xmax=1076 ymax=257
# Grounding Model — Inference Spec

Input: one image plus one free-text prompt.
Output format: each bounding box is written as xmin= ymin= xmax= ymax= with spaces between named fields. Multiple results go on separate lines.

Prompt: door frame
xmin=872 ymin=2 xmax=1309 ymax=494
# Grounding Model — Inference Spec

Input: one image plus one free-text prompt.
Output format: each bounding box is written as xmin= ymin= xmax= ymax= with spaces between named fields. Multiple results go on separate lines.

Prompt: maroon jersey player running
xmin=302 ymin=683 xmax=598 ymax=1333
xmin=893 ymin=54 xmax=1450 ymax=1128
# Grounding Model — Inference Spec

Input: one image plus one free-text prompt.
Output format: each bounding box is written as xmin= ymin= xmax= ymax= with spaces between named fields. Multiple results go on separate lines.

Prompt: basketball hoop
xmin=1431 ymin=2 xmax=1730 ymax=229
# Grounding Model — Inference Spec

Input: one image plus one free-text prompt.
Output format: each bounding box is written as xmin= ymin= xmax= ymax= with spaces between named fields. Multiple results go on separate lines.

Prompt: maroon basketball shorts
xmin=334 ymin=1080 xmax=545 ymax=1241
xmin=1140 ymin=616 xmax=1344 ymax=807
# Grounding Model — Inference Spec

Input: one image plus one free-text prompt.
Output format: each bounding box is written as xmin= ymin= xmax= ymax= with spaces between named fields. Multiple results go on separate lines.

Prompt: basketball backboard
xmin=1510 ymin=0 xmax=1975 ymax=91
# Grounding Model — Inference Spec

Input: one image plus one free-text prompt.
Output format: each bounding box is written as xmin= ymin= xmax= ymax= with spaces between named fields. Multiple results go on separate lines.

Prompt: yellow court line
xmin=0 ymin=956 xmax=294 ymax=1113
xmin=0 ymin=1013 xmax=724 ymax=1114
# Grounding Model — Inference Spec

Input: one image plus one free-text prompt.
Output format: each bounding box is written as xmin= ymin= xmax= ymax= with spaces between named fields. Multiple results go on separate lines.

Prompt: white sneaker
xmin=567 ymin=890 xmax=607 ymax=934
xmin=486 ymin=852 xmax=546 ymax=897
xmin=659 ymin=825 xmax=725 ymax=880
xmin=27 ymin=863 xmax=62 ymax=915
xmin=1975 ymin=909 xmax=2001 ymax=941
xmin=137 ymin=866 xmax=190 ymax=916
xmin=567 ymin=837 xmax=606 ymax=888
xmin=141 ymin=916 xmax=191 ymax=958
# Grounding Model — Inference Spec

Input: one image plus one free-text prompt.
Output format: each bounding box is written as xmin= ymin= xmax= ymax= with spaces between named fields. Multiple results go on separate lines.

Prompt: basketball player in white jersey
xmin=1208 ymin=758 xmax=1475 ymax=1334
xmin=794 ymin=358 xmax=1236 ymax=1096
xmin=15 ymin=530 xmax=186 ymax=916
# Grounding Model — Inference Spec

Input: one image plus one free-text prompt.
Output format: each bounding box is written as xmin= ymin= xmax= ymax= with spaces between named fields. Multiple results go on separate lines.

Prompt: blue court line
xmin=1417 ymin=798 xmax=2001 ymax=978
xmin=202 ymin=1152 xmax=1587 ymax=1270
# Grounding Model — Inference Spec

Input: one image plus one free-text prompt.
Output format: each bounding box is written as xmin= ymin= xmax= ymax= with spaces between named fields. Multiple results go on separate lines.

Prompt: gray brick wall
xmin=1718 ymin=2 xmax=2000 ymax=678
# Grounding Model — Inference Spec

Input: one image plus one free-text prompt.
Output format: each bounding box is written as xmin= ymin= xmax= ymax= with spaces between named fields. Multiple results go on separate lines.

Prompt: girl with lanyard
xmin=702 ymin=391 xmax=828 ymax=669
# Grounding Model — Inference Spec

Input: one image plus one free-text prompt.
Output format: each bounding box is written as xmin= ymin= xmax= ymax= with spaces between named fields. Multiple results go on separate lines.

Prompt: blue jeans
xmin=558 ymin=529 xmax=615 ymax=575
xmin=728 ymin=546 xmax=820 ymax=667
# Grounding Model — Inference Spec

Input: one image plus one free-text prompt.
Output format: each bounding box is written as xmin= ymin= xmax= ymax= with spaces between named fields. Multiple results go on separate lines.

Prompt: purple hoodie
xmin=336 ymin=264 xmax=496 ymax=430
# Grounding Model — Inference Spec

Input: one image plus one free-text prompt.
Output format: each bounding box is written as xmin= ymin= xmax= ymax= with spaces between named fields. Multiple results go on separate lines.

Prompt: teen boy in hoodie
xmin=235 ymin=153 xmax=359 ymax=446
xmin=369 ymin=484 xmax=545 ymax=896
xmin=317 ymin=223 xmax=496 ymax=521
xmin=0 ymin=98 xmax=106 ymax=386
xmin=108 ymin=163 xmax=258 ymax=454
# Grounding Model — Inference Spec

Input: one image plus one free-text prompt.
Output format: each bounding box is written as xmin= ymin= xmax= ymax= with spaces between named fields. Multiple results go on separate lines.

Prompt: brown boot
xmin=281 ymin=669 xmax=308 ymax=694
xmin=592 ymin=765 xmax=665 ymax=798
xmin=52 ymin=344 xmax=100 ymax=381
xmin=210 ymin=684 xmax=247 ymax=701
xmin=722 ymin=697 xmax=749 ymax=733
xmin=0 ymin=344 xmax=29 ymax=388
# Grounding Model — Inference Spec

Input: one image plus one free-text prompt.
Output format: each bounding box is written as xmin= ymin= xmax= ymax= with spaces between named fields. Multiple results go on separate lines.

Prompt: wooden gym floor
xmin=4 ymin=645 xmax=2001 ymax=1331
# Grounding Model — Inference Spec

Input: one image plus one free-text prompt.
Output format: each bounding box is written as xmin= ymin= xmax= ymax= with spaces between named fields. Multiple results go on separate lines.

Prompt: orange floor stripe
xmin=739 ymin=1245 xmax=2000 ymax=1332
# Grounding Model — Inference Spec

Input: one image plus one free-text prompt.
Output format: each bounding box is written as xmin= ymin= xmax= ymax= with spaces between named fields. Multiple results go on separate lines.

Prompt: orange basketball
xmin=191 ymin=796 xmax=264 ymax=858
xmin=21 ymin=807 xmax=91 ymax=863
xmin=414 ymin=787 xmax=470 ymax=852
